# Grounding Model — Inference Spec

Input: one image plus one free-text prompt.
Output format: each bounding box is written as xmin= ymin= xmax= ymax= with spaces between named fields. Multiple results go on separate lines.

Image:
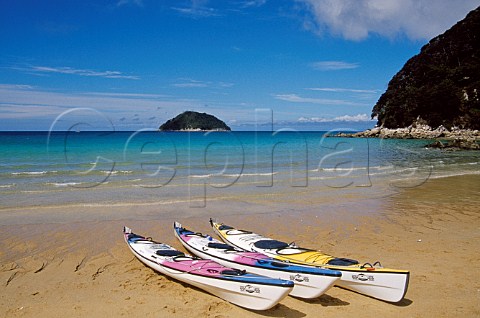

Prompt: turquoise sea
xmin=1 ymin=131 xmax=479 ymax=210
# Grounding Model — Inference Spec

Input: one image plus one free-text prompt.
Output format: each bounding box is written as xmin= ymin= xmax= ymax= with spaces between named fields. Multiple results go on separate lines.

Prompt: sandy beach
xmin=1 ymin=174 xmax=479 ymax=317
xmin=3 ymin=1 xmax=480 ymax=317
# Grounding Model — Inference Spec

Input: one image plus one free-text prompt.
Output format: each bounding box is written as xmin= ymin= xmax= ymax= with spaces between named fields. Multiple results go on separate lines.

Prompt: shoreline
xmin=0 ymin=162 xmax=480 ymax=214
xmin=334 ymin=125 xmax=480 ymax=141
xmin=1 ymin=174 xmax=479 ymax=317
xmin=333 ymin=125 xmax=480 ymax=150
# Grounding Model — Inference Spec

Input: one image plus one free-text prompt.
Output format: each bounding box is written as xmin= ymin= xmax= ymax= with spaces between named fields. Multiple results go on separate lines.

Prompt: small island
xmin=159 ymin=111 xmax=231 ymax=131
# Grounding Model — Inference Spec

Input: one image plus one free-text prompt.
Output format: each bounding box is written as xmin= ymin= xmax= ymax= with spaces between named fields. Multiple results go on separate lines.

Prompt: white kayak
xmin=174 ymin=222 xmax=341 ymax=299
xmin=123 ymin=226 xmax=293 ymax=310
xmin=210 ymin=220 xmax=410 ymax=303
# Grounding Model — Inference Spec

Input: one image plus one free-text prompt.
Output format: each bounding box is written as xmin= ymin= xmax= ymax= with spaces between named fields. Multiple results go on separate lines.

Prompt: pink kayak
xmin=123 ymin=226 xmax=293 ymax=310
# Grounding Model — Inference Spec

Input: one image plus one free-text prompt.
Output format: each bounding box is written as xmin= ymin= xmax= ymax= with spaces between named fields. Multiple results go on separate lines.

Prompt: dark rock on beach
xmin=425 ymin=139 xmax=480 ymax=150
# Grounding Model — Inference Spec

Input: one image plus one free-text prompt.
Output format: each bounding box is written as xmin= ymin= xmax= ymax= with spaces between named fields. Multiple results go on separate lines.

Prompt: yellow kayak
xmin=210 ymin=219 xmax=409 ymax=302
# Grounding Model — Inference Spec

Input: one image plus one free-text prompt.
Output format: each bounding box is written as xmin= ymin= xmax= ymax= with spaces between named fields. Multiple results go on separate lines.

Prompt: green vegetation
xmin=372 ymin=6 xmax=480 ymax=129
xmin=159 ymin=111 xmax=231 ymax=131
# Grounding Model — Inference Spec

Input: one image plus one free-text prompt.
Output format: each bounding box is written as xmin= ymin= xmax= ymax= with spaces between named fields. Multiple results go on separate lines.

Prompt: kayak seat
xmin=155 ymin=250 xmax=185 ymax=257
xmin=207 ymin=242 xmax=235 ymax=250
xmin=270 ymin=261 xmax=289 ymax=268
xmin=132 ymin=238 xmax=155 ymax=244
xmin=218 ymin=224 xmax=234 ymax=230
xmin=327 ymin=257 xmax=359 ymax=266
xmin=178 ymin=228 xmax=195 ymax=235
xmin=253 ymin=240 xmax=289 ymax=250
xmin=221 ymin=269 xmax=246 ymax=276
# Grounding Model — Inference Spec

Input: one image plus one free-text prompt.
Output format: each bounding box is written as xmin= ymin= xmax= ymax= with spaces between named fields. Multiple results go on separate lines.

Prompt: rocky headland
xmin=370 ymin=6 xmax=480 ymax=131
xmin=335 ymin=7 xmax=480 ymax=150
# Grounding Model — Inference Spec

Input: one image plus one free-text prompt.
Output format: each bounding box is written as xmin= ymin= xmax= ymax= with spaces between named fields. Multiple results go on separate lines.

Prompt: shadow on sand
xmin=298 ymin=294 xmax=350 ymax=307
xmin=391 ymin=298 xmax=413 ymax=307
xmin=248 ymin=303 xmax=306 ymax=318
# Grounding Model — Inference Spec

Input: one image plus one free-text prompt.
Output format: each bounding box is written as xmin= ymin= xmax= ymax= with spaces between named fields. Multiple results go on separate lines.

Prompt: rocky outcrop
xmin=425 ymin=139 xmax=480 ymax=150
xmin=337 ymin=124 xmax=479 ymax=139
xmin=334 ymin=122 xmax=480 ymax=150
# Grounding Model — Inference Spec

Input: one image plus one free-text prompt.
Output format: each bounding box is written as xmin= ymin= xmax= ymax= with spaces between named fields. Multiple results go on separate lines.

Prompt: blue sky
xmin=1 ymin=0 xmax=478 ymax=131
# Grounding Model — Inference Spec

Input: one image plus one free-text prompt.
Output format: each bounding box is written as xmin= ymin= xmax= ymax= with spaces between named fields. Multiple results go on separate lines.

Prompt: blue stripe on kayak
xmin=222 ymin=273 xmax=294 ymax=287
xmin=255 ymin=261 xmax=342 ymax=277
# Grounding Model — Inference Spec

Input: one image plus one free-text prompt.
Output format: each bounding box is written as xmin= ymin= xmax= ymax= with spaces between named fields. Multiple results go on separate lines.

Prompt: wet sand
xmin=1 ymin=175 xmax=479 ymax=317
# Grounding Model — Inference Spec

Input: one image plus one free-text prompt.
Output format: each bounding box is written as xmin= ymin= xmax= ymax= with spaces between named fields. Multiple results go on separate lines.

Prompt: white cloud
xmin=0 ymin=84 xmax=186 ymax=122
xmin=172 ymin=0 xmax=219 ymax=17
xmin=310 ymin=61 xmax=359 ymax=71
xmin=117 ymin=0 xmax=144 ymax=7
xmin=298 ymin=114 xmax=373 ymax=122
xmin=173 ymin=79 xmax=209 ymax=88
xmin=84 ymin=92 xmax=171 ymax=99
xmin=29 ymin=65 xmax=139 ymax=80
xmin=0 ymin=84 xmax=35 ymax=90
xmin=332 ymin=114 xmax=372 ymax=122
xmin=218 ymin=82 xmax=235 ymax=88
xmin=306 ymin=87 xmax=379 ymax=94
xmin=242 ymin=0 xmax=267 ymax=8
xmin=274 ymin=93 xmax=367 ymax=106
xmin=172 ymin=78 xmax=234 ymax=89
xmin=297 ymin=0 xmax=479 ymax=41
xmin=0 ymin=84 xmax=248 ymax=130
